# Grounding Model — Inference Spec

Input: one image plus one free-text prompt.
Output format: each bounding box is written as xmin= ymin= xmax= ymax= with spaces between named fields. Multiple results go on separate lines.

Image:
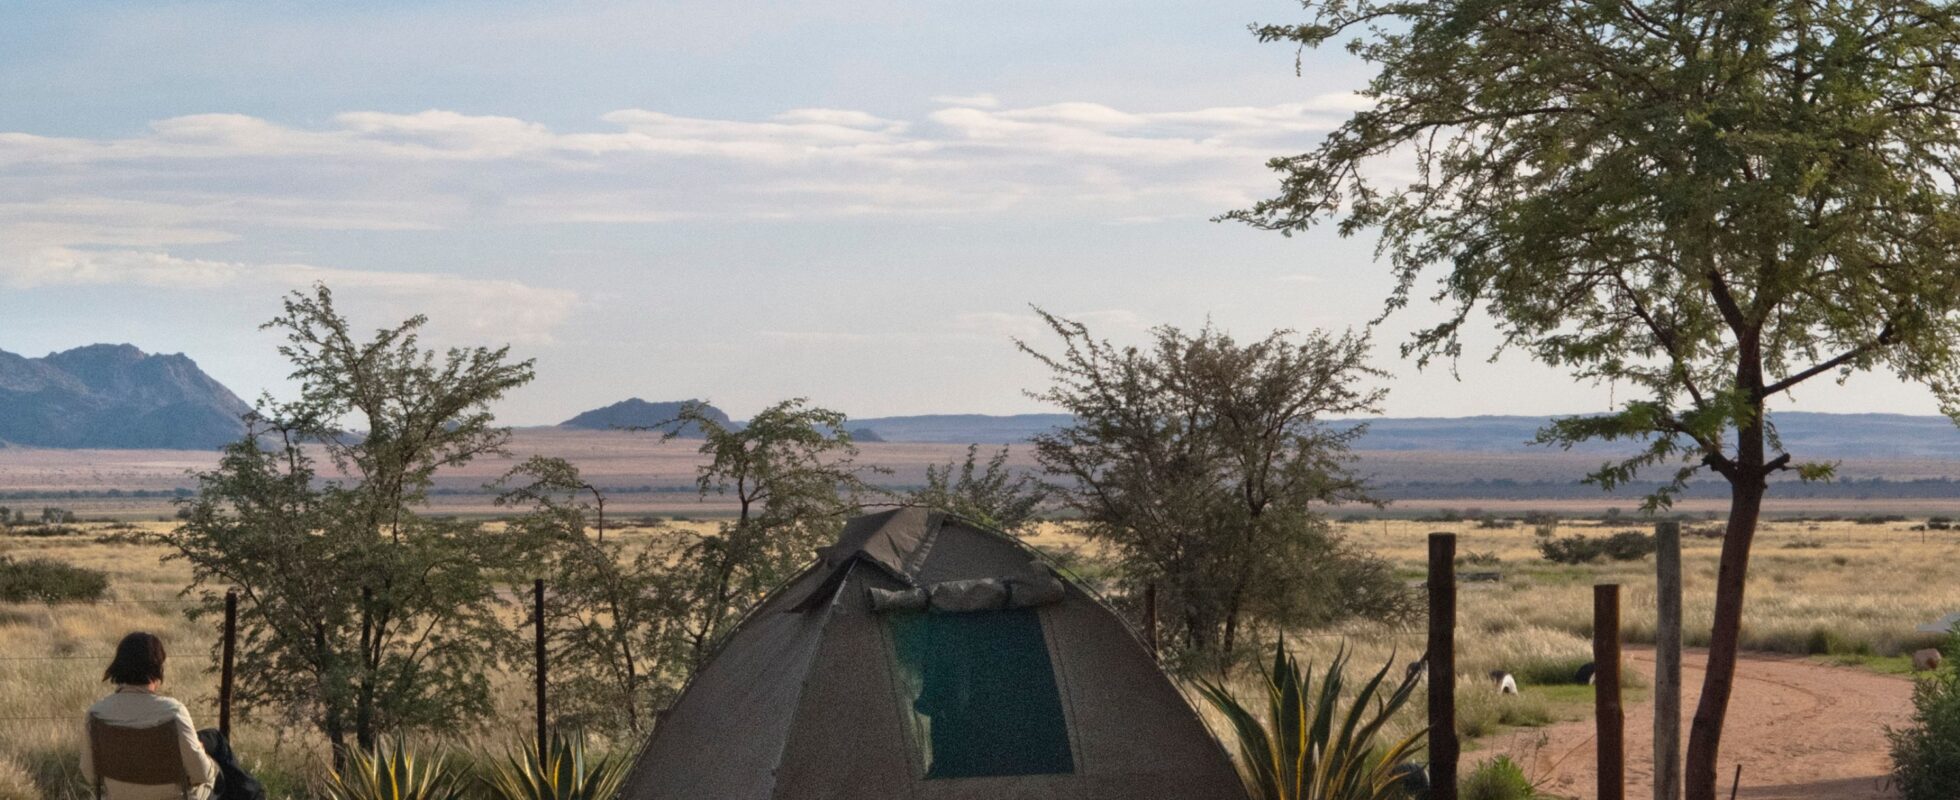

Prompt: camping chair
xmin=87 ymin=714 xmax=193 ymax=799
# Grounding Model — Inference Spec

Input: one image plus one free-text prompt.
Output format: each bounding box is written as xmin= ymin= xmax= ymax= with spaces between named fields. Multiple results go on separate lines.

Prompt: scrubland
xmin=3 ymin=514 xmax=1955 ymax=797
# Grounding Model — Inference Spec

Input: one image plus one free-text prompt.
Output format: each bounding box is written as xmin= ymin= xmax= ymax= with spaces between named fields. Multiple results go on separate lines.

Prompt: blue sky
xmin=0 ymin=0 xmax=1940 ymax=424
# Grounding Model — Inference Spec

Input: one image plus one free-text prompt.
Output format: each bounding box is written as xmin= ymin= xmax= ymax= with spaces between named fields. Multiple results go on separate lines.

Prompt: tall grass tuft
xmin=480 ymin=733 xmax=630 ymax=800
xmin=322 ymin=741 xmax=466 ymax=800
xmin=1196 ymin=641 xmax=1426 ymax=800
xmin=1459 ymin=755 xmax=1535 ymax=800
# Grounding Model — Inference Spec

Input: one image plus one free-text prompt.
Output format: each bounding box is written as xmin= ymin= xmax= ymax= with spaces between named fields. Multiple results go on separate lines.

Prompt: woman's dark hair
xmin=103 ymin=632 xmax=167 ymax=685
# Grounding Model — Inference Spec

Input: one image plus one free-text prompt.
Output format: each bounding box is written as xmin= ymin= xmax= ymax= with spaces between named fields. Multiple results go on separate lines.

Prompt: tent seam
xmin=763 ymin=561 xmax=856 ymax=800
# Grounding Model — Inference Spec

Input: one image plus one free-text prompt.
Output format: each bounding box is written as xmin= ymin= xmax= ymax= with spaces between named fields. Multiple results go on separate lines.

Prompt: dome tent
xmin=619 ymin=507 xmax=1245 ymax=800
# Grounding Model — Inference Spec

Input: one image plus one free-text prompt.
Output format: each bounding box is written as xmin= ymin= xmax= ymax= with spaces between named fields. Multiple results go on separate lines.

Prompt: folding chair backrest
xmin=87 ymin=714 xmax=190 ymax=798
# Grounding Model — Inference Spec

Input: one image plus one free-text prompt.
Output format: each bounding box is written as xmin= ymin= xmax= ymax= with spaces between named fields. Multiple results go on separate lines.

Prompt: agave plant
xmin=323 ymin=740 xmax=467 ymax=800
xmin=481 ymin=732 xmax=631 ymax=800
xmin=1196 ymin=641 xmax=1427 ymax=800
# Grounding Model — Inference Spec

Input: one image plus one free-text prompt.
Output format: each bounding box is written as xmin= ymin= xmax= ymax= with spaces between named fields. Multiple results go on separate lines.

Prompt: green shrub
xmin=6 ymin=525 xmax=83 ymax=537
xmin=1196 ymin=641 xmax=1426 ymax=800
xmin=1600 ymin=531 xmax=1656 ymax=560
xmin=1889 ymin=640 xmax=1960 ymax=800
xmin=1460 ymin=756 xmax=1535 ymax=800
xmin=1537 ymin=531 xmax=1653 ymax=565
xmin=1536 ymin=535 xmax=1603 ymax=564
xmin=0 ymin=557 xmax=109 ymax=602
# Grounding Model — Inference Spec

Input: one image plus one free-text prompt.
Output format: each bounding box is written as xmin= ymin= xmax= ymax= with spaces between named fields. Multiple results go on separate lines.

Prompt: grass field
xmin=3 ymin=514 xmax=1956 ymax=797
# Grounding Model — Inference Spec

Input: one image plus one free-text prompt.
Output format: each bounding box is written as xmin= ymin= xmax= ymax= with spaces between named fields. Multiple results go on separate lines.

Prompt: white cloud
xmin=755 ymin=330 xmax=881 ymax=345
xmin=0 ymin=96 xmax=1346 ymax=223
xmin=931 ymin=93 xmax=1002 ymax=108
xmin=1 ymin=246 xmax=578 ymax=344
xmin=951 ymin=308 xmax=1148 ymax=342
xmin=0 ymin=94 xmax=1357 ymax=334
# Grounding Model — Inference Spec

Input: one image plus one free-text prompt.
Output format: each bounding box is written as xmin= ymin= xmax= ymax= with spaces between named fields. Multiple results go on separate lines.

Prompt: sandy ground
xmin=1476 ymin=647 xmax=1914 ymax=800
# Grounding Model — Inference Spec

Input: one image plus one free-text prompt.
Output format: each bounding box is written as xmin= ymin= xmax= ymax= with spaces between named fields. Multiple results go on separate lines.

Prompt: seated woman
xmin=80 ymin=632 xmax=258 ymax=800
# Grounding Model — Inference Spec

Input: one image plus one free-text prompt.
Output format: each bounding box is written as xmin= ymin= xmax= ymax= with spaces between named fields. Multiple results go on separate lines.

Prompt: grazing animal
xmin=1489 ymin=670 xmax=1519 ymax=695
xmin=1387 ymin=763 xmax=1429 ymax=798
xmin=1406 ymin=659 xmax=1427 ymax=685
xmin=1575 ymin=662 xmax=1597 ymax=685
xmin=1913 ymin=648 xmax=1944 ymax=672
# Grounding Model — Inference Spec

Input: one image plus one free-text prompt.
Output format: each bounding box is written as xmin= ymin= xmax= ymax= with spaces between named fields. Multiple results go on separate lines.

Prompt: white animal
xmin=1913 ymin=648 xmax=1944 ymax=672
xmin=1489 ymin=670 xmax=1519 ymax=695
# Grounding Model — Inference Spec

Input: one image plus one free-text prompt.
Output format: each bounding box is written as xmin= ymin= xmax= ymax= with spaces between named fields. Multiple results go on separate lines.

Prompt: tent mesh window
xmin=888 ymin=607 xmax=1075 ymax=779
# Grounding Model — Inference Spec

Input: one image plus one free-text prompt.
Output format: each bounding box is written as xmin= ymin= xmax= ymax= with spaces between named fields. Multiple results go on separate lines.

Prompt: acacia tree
xmin=166 ymin=284 xmax=535 ymax=764
xmin=1022 ymin=311 xmax=1407 ymax=665
xmin=1237 ymin=3 xmax=1960 ymax=795
xmin=907 ymin=444 xmax=1050 ymax=534
xmin=495 ymin=456 xmax=686 ymax=735
xmin=664 ymin=399 xmax=880 ymax=662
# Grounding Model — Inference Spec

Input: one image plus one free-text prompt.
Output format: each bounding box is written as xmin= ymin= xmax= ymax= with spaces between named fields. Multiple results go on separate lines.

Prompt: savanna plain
xmin=2 ymin=497 xmax=1948 ymax=800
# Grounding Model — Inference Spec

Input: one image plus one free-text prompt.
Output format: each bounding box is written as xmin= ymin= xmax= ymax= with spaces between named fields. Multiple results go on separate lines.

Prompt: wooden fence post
xmin=219 ymin=589 xmax=237 ymax=739
xmin=1597 ymin=583 xmax=1625 ymax=800
xmin=1655 ymin=522 xmax=1683 ymax=800
xmin=534 ymin=578 xmax=548 ymax=763
xmin=1428 ymin=532 xmax=1458 ymax=800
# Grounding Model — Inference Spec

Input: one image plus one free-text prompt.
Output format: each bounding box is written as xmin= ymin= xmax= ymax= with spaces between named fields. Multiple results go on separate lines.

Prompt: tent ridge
xmin=764 ymin=563 xmax=858 ymax=800
xmin=898 ymin=511 xmax=945 ymax=576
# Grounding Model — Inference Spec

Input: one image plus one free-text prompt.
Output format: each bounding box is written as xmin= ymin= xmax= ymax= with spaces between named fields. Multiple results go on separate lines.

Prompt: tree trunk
xmin=356 ymin=590 xmax=376 ymax=751
xmin=319 ymin=623 xmax=350 ymax=770
xmin=1684 ymin=403 xmax=1768 ymax=800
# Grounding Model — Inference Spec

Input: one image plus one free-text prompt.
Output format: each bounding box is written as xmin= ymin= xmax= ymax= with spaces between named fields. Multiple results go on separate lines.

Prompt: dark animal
xmin=1575 ymin=662 xmax=1597 ymax=685
xmin=1388 ymin=762 xmax=1429 ymax=799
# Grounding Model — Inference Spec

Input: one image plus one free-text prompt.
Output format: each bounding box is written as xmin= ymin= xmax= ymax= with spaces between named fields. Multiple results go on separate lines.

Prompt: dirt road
xmin=1473 ymin=648 xmax=1915 ymax=799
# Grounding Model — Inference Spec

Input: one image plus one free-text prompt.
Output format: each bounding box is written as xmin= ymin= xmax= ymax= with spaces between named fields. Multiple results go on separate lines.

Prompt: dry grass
xmin=0 ymin=521 xmax=702 ymax=798
xmin=5 ymin=514 xmax=1957 ymax=795
xmin=1188 ymin=516 xmax=1960 ymax=762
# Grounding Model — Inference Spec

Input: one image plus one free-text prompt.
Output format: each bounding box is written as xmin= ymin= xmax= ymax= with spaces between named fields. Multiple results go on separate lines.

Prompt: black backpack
xmin=195 ymin=729 xmax=265 ymax=800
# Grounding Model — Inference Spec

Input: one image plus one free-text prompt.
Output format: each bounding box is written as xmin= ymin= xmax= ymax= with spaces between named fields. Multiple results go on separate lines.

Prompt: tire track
xmin=1473 ymin=647 xmax=1913 ymax=799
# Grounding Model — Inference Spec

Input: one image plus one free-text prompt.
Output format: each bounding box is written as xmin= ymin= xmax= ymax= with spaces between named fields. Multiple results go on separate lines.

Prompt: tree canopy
xmin=1239 ymin=2 xmax=1960 ymax=795
xmin=166 ymin=284 xmax=535 ymax=763
xmin=1020 ymin=310 xmax=1407 ymax=665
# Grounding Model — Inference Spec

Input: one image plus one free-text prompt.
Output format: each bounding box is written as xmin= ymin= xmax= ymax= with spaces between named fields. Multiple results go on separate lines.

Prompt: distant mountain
xmin=839 ymin=411 xmax=1960 ymax=458
xmin=0 ymin=344 xmax=252 ymax=449
xmin=848 ymin=414 xmax=1073 ymax=444
xmin=1350 ymin=412 xmax=1960 ymax=459
xmin=559 ymin=398 xmax=731 ymax=437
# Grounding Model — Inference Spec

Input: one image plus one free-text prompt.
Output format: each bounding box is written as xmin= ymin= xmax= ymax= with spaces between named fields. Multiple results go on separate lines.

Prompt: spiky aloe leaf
xmin=1198 ymin=640 xmax=1429 ymax=800
xmin=323 ymin=740 xmax=466 ymax=800
xmin=482 ymin=731 xmax=630 ymax=800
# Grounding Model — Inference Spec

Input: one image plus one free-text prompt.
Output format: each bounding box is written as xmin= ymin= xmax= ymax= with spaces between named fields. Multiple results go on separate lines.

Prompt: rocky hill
xmin=0 ymin=344 xmax=252 ymax=449
xmin=559 ymin=398 xmax=732 ymax=437
xmin=847 ymin=413 xmax=1074 ymax=443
